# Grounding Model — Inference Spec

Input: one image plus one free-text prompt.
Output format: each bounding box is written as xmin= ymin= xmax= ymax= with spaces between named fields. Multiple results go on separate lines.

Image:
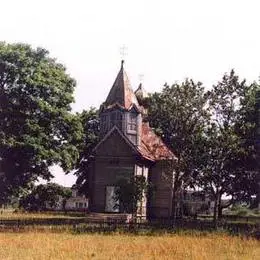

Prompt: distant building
xmin=46 ymin=187 xmax=88 ymax=211
xmin=181 ymin=190 xmax=213 ymax=216
xmin=65 ymin=188 xmax=88 ymax=211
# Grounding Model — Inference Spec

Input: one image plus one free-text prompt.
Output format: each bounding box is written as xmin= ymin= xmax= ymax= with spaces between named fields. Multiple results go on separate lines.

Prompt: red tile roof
xmin=138 ymin=123 xmax=175 ymax=161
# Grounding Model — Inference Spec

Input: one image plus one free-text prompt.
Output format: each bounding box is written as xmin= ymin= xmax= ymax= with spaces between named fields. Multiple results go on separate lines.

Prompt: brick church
xmin=87 ymin=60 xmax=176 ymax=219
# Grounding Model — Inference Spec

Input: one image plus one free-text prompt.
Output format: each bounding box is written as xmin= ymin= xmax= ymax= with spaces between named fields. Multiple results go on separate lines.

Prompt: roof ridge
xmin=93 ymin=125 xmax=139 ymax=155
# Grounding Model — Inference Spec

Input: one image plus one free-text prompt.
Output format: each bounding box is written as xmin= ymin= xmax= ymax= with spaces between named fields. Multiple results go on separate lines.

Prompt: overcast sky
xmin=1 ymin=0 xmax=260 ymax=186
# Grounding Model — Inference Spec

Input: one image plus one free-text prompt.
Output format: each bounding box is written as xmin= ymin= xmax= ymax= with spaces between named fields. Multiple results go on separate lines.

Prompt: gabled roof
xmin=93 ymin=125 xmax=140 ymax=156
xmin=103 ymin=60 xmax=140 ymax=110
xmin=93 ymin=123 xmax=175 ymax=162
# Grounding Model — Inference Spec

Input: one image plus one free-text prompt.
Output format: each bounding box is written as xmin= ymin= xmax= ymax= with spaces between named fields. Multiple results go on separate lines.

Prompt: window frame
xmin=127 ymin=112 xmax=137 ymax=133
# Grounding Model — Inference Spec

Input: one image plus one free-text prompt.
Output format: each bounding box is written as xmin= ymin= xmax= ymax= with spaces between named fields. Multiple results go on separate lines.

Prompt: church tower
xmin=99 ymin=60 xmax=142 ymax=146
xmin=89 ymin=60 xmax=175 ymax=218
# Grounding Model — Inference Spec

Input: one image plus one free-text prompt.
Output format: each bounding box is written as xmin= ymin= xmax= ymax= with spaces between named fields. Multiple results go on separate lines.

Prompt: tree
xmin=19 ymin=183 xmax=72 ymax=211
xmin=0 ymin=42 xmax=83 ymax=202
xmin=148 ymin=79 xmax=210 ymax=220
xmin=114 ymin=175 xmax=150 ymax=215
xmin=74 ymin=108 xmax=100 ymax=196
xmin=232 ymin=83 xmax=260 ymax=208
xmin=256 ymin=89 xmax=260 ymax=211
xmin=61 ymin=186 xmax=73 ymax=212
xmin=198 ymin=70 xmax=252 ymax=224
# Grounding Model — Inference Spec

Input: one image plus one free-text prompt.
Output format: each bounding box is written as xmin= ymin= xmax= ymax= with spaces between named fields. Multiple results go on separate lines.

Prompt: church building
xmin=88 ymin=60 xmax=176 ymax=219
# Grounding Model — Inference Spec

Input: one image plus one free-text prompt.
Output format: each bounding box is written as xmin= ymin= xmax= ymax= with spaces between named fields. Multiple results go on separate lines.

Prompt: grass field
xmin=0 ymin=211 xmax=259 ymax=259
xmin=0 ymin=232 xmax=259 ymax=260
xmin=0 ymin=211 xmax=85 ymax=220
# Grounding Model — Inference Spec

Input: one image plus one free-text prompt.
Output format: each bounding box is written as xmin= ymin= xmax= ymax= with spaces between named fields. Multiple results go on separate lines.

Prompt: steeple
xmin=103 ymin=60 xmax=140 ymax=111
xmin=135 ymin=83 xmax=148 ymax=102
xmin=100 ymin=61 xmax=142 ymax=146
xmin=135 ymin=83 xmax=149 ymax=116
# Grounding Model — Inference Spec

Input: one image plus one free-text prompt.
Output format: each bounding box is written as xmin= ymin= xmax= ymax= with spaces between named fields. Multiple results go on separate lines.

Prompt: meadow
xmin=0 ymin=210 xmax=85 ymax=220
xmin=0 ymin=211 xmax=259 ymax=259
xmin=0 ymin=231 xmax=259 ymax=260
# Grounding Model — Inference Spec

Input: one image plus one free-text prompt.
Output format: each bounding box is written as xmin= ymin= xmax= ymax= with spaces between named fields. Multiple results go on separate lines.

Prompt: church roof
xmin=138 ymin=123 xmax=176 ymax=161
xmin=93 ymin=125 xmax=140 ymax=156
xmin=103 ymin=60 xmax=140 ymax=110
xmin=97 ymin=61 xmax=176 ymax=162
xmin=135 ymin=83 xmax=149 ymax=100
xmin=93 ymin=124 xmax=175 ymax=162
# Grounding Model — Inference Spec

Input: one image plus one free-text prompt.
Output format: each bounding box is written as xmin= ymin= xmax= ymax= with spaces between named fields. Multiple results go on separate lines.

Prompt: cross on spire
xmin=138 ymin=74 xmax=144 ymax=83
xmin=119 ymin=45 xmax=127 ymax=63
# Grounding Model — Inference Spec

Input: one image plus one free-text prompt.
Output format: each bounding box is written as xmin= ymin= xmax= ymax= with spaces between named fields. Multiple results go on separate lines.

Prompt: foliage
xmin=232 ymin=84 xmax=260 ymax=208
xmin=74 ymin=108 xmax=100 ymax=196
xmin=148 ymin=79 xmax=210 ymax=218
xmin=0 ymin=42 xmax=83 ymax=203
xmin=198 ymin=70 xmax=258 ymax=222
xmin=147 ymin=71 xmax=259 ymax=220
xmin=114 ymin=175 xmax=151 ymax=213
xmin=19 ymin=183 xmax=72 ymax=211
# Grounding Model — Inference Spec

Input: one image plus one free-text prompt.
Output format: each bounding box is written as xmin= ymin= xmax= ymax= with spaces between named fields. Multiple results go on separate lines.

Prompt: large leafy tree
xmin=232 ymin=83 xmax=260 ymax=208
xmin=198 ymin=70 xmax=255 ymax=223
xmin=256 ymin=89 xmax=260 ymax=211
xmin=74 ymin=108 xmax=100 ymax=196
xmin=0 ymin=42 xmax=83 ymax=203
xmin=148 ymin=80 xmax=210 ymax=219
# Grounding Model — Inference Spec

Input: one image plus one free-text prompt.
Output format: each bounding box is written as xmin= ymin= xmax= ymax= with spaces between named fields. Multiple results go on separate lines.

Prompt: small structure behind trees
xmin=19 ymin=183 xmax=89 ymax=212
xmin=19 ymin=183 xmax=71 ymax=212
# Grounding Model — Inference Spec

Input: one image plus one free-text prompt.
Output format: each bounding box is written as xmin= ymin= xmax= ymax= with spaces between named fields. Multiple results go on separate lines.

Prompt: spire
xmin=135 ymin=83 xmax=149 ymax=116
xmin=135 ymin=83 xmax=148 ymax=101
xmin=104 ymin=61 xmax=140 ymax=110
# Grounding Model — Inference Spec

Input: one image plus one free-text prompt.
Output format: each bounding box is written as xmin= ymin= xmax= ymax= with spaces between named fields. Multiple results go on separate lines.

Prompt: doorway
xmin=105 ymin=186 xmax=119 ymax=212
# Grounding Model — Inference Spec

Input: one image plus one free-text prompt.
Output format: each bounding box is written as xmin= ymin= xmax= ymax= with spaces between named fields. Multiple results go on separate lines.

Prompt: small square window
xmin=110 ymin=111 xmax=122 ymax=129
xmin=128 ymin=113 xmax=137 ymax=132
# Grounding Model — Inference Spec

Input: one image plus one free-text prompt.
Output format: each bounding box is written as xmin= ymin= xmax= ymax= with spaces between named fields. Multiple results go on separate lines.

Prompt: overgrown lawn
xmin=0 ymin=232 xmax=259 ymax=260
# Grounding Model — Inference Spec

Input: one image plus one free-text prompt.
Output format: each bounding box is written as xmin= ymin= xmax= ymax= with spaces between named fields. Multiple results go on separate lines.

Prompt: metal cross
xmin=119 ymin=45 xmax=127 ymax=61
xmin=138 ymin=74 xmax=144 ymax=83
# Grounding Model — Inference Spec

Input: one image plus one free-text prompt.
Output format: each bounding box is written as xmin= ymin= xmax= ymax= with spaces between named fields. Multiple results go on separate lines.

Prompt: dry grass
xmin=0 ymin=211 xmax=259 ymax=259
xmin=0 ymin=232 xmax=259 ymax=260
xmin=0 ymin=211 xmax=84 ymax=220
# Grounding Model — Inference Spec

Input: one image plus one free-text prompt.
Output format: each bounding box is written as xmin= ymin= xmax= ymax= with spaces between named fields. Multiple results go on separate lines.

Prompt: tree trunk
xmin=172 ymin=189 xmax=177 ymax=225
xmin=168 ymin=184 xmax=173 ymax=224
xmin=257 ymin=176 xmax=260 ymax=213
xmin=213 ymin=193 xmax=219 ymax=228
xmin=179 ymin=190 xmax=184 ymax=219
xmin=171 ymin=176 xmax=182 ymax=226
xmin=217 ymin=194 xmax=223 ymax=219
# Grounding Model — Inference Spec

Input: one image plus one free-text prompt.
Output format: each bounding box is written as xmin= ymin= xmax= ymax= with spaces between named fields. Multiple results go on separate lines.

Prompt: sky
xmin=1 ymin=0 xmax=260 ymax=186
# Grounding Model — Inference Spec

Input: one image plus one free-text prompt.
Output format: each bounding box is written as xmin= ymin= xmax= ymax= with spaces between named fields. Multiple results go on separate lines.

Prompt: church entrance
xmin=105 ymin=186 xmax=119 ymax=212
